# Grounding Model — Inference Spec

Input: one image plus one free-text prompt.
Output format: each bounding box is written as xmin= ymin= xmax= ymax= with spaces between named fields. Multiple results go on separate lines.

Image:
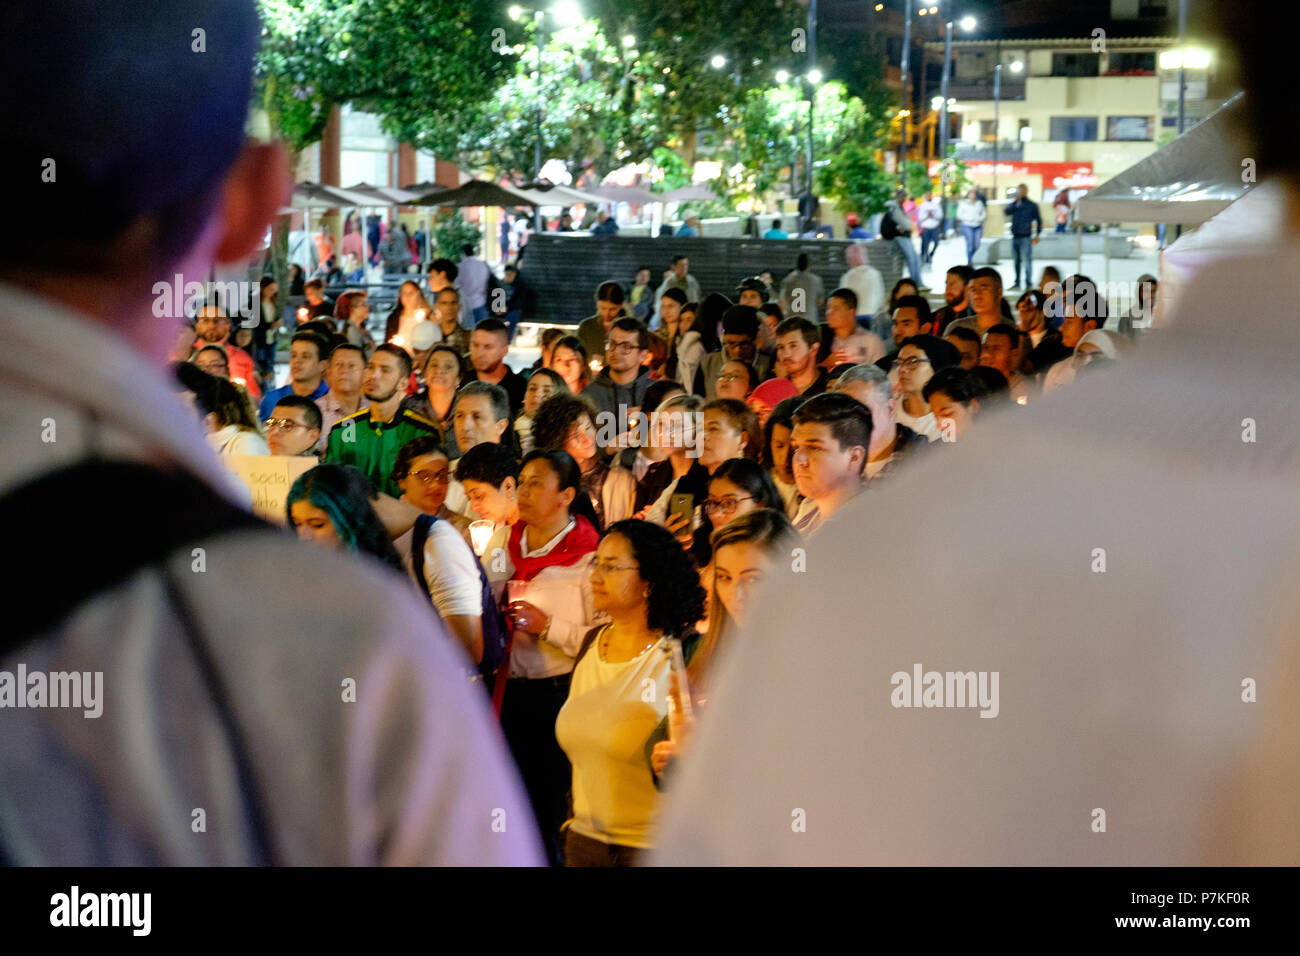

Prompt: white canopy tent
xmin=1158 ymin=178 xmax=1283 ymax=325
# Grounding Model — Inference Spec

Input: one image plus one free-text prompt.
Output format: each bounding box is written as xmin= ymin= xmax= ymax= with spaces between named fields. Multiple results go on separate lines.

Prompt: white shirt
xmin=895 ymin=400 xmax=942 ymax=441
xmin=0 ymin=281 xmax=541 ymax=866
xmin=839 ymin=264 xmax=885 ymax=317
xmin=957 ymin=198 xmax=987 ymax=227
xmin=653 ymin=244 xmax=1300 ymax=865
xmin=395 ymin=518 xmax=484 ymax=621
xmin=918 ymin=199 xmax=943 ymax=230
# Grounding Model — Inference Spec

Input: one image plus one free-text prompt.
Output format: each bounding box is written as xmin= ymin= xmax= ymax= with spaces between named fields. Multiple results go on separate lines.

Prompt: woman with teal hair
xmin=286 ymin=464 xmax=404 ymax=572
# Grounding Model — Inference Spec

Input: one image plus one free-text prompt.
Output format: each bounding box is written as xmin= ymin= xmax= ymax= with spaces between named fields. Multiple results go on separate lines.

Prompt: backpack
xmin=410 ymin=513 xmax=509 ymax=692
xmin=880 ymin=209 xmax=899 ymax=240
xmin=0 ymin=459 xmax=277 ymax=864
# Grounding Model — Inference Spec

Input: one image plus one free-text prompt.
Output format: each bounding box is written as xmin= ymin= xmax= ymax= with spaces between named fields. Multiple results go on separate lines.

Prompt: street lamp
xmin=939 ymin=8 xmax=977 ymax=202
xmin=775 ymin=69 xmax=790 ymax=84
xmin=711 ymin=53 xmax=727 ymax=69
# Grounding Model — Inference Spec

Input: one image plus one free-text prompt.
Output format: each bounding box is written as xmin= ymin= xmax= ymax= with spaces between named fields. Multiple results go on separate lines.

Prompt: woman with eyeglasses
xmin=648 ymin=509 xmax=800 ymax=781
xmin=715 ymin=358 xmax=757 ymax=402
xmin=388 ymin=436 xmax=488 ymax=669
xmin=555 ymin=519 xmax=707 ymax=866
xmin=485 ymin=449 xmax=602 ymax=866
xmin=690 ymin=457 xmax=784 ymax=568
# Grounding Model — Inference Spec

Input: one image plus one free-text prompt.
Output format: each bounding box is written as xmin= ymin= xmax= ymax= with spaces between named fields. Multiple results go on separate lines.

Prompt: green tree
xmin=816 ymin=141 xmax=895 ymax=217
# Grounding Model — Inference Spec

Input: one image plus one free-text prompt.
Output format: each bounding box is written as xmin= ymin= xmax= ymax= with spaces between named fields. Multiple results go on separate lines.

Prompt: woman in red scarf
xmin=492 ymin=449 xmax=602 ymax=866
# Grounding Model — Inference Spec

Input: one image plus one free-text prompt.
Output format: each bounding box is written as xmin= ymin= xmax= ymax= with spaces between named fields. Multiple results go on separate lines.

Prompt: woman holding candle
xmin=384 ymin=280 xmax=432 ymax=348
xmin=555 ymin=518 xmax=707 ymax=866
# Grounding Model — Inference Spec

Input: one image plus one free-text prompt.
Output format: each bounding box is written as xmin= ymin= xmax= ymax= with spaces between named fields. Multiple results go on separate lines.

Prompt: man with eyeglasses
xmin=583 ymin=318 xmax=654 ymax=435
xmin=697 ymin=306 xmax=774 ymax=400
xmin=193 ymin=301 xmax=261 ymax=400
xmin=265 ymin=395 xmax=322 ymax=457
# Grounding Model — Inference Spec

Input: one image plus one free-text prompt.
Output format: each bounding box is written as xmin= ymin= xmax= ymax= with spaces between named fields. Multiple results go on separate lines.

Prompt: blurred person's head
xmin=595 ymin=280 xmax=626 ymax=326
xmin=591 ymin=519 xmax=706 ymax=633
xmin=1016 ymin=290 xmax=1047 ymax=334
xmin=831 ymin=364 xmax=894 ymax=454
xmin=193 ymin=345 xmax=229 ymax=378
xmin=659 ymin=287 xmax=687 ymax=334
xmin=968 ymin=268 xmax=1004 ymax=319
xmin=532 ymin=393 xmax=599 ymax=469
xmin=825 ymin=288 xmax=859 ymax=338
xmin=923 ymin=367 xmax=986 ymax=442
xmin=763 ymin=396 xmax=801 ymax=481
xmin=716 ymin=359 xmax=756 ymax=402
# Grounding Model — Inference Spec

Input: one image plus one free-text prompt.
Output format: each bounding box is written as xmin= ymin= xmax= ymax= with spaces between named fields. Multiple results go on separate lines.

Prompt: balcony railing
xmin=946 ymin=78 xmax=1026 ymax=102
xmin=952 ymin=141 xmax=1024 ymax=161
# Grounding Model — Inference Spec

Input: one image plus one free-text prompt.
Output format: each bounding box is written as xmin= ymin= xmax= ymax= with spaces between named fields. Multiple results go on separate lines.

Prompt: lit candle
xmin=296 ymin=307 xmax=308 ymax=322
xmin=1016 ymin=395 xmax=1028 ymax=405
xmin=415 ymin=309 xmax=426 ymax=322
xmin=469 ymin=520 xmax=494 ymax=557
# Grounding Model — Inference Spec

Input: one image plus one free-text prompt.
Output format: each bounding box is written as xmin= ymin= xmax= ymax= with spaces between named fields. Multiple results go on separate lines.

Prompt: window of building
xmin=1049 ymin=116 xmax=1099 ymax=141
xmin=1107 ymin=51 xmax=1157 ymax=74
xmin=1051 ymin=52 xmax=1101 ymax=77
xmin=1107 ymin=116 xmax=1154 ymax=141
xmin=979 ymin=120 xmax=996 ymax=143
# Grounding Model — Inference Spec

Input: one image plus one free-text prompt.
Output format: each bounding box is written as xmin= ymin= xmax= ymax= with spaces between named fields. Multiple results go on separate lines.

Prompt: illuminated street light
xmin=711 ymin=54 xmax=727 ymax=69
xmin=807 ymin=68 xmax=823 ymax=85
xmin=622 ymin=34 xmax=635 ymax=48
xmin=508 ymin=5 xmax=524 ymax=20
xmin=551 ymin=0 xmax=582 ymax=27
xmin=1009 ymin=59 xmax=1024 ymax=73
xmin=775 ymin=69 xmax=790 ymax=84
xmin=959 ymin=14 xmax=976 ymax=31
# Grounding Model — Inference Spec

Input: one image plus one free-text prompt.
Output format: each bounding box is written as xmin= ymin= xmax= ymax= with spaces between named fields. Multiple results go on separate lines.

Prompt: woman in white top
xmin=202 ymin=375 xmax=269 ymax=457
xmin=514 ymin=368 xmax=567 ymax=456
xmin=384 ymin=280 xmax=432 ymax=349
xmin=674 ymin=300 xmax=707 ymax=393
xmin=956 ymin=187 xmax=988 ymax=266
xmin=555 ymin=518 xmax=707 ymax=865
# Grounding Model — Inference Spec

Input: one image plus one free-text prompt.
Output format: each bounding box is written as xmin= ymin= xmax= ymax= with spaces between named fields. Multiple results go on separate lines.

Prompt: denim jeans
xmin=1012 ymin=235 xmax=1033 ymax=286
xmin=471 ymin=305 xmax=490 ymax=325
xmin=894 ymin=235 xmax=923 ymax=284
xmin=960 ymin=225 xmax=982 ymax=264
xmin=920 ymin=227 xmax=940 ymax=263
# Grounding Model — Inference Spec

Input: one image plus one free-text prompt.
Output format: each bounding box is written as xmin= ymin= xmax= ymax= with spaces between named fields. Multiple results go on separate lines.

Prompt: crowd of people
xmin=171 ymin=236 xmax=1147 ymax=866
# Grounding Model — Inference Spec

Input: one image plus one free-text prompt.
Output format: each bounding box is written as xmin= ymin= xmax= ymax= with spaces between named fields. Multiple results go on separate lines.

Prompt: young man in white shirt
xmin=822 ymin=287 xmax=886 ymax=370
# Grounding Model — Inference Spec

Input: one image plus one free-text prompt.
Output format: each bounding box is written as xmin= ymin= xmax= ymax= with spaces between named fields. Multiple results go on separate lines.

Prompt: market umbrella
xmin=412 ymin=179 xmax=539 ymax=208
xmin=659 ymin=183 xmax=719 ymax=202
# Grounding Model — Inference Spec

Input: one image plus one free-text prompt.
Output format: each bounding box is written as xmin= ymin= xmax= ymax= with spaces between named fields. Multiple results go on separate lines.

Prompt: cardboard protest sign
xmin=226 ymin=455 xmax=318 ymax=524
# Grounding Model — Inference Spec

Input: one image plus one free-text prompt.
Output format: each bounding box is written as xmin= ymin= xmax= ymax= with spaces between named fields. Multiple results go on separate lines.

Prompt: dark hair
xmin=329 ymin=342 xmax=365 ymax=365
xmin=456 ymin=380 xmax=510 ymax=425
xmin=531 ymin=393 xmax=598 ymax=454
xmin=946 ymin=325 xmax=981 ymax=348
xmin=195 ymin=344 xmax=228 ymax=369
xmin=721 ymin=305 xmax=760 ymax=339
xmin=671 ymin=254 xmax=687 ymax=266
xmin=609 ymin=317 xmax=650 ymax=349
xmin=982 ymin=323 xmax=1021 ymax=348
xmin=211 ymin=377 xmax=259 ymax=431
xmin=641 ymin=379 xmax=684 ymax=415
xmin=828 ymin=287 xmax=858 ymax=311
xmin=601 ymin=520 xmax=707 ymax=636
xmin=519 ymin=448 xmax=601 ymax=531
xmin=174 ymin=361 xmax=220 ymax=419
xmin=303 ymin=277 xmax=324 ymax=293
xmin=456 ymin=441 xmax=521 ymax=488
xmin=1040 ymin=266 xmax=1062 ymax=284
xmin=968 ymin=365 xmax=1009 ymax=397
xmin=1059 ymin=274 xmax=1108 ymax=320
xmin=899 ymin=334 xmax=960 ymax=371
xmin=425 ymin=343 xmax=466 ymax=380
xmin=1017 ymin=290 xmax=1046 ymax=311
xmin=473 ymin=317 xmax=510 ymax=343
xmin=429 ymin=257 xmax=458 ymax=282
xmin=272 ymin=394 xmax=323 ymax=432
xmin=694 ymin=293 xmax=728 ymax=352
xmin=775 ymin=316 xmax=821 ymax=348
xmin=596 ymin=280 xmax=626 ymax=305
xmin=758 ymin=302 xmax=784 ymax=324
xmin=539 ymin=326 xmax=566 ymax=351
xmin=391 ymin=435 xmax=449 ymax=484
xmin=923 ymin=366 xmax=987 ymax=405
xmin=550 ymin=335 xmax=591 ymax=390
xmin=4 ymin=1 xmax=259 ymax=279
xmin=660 ymin=286 xmax=688 ymax=306
xmin=970 ymin=266 xmax=1003 ymax=290
xmin=889 ymin=277 xmax=918 ymax=306
xmin=286 ymin=464 xmax=404 ymax=572
xmin=373 ymin=342 xmax=413 ymax=379
xmin=291 ymin=330 xmax=330 ymax=363
xmin=763 ymin=396 xmax=801 ymax=469
xmin=791 ymin=392 xmax=873 ymax=469
xmin=946 ymin=264 xmax=975 ymax=283
xmin=527 ymin=366 xmax=567 ymax=394
xmin=735 ymin=277 xmax=767 ymax=301
xmin=708 ymin=458 xmax=784 ymax=512
xmin=796 ymin=253 xmax=810 ymax=271
xmin=892 ymin=294 xmax=933 ymax=328
xmin=771 ymin=218 xmax=782 ymax=229
xmin=460 ymin=243 xmax=476 ymax=257
xmin=702 ymin=398 xmax=761 ymax=461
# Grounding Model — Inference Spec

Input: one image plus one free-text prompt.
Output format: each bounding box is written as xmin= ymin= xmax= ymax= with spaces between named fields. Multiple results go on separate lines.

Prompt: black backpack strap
xmin=0 ymin=459 xmax=277 ymax=864
xmin=2 ymin=460 xmax=265 ymax=649
xmin=410 ymin=512 xmax=436 ymax=601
